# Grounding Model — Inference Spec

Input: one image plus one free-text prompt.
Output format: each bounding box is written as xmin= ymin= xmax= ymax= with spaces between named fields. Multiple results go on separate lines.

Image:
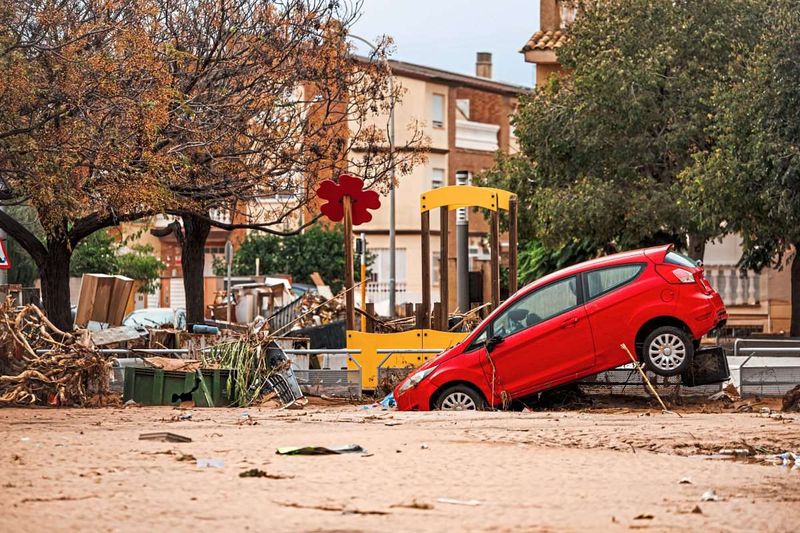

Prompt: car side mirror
xmin=486 ymin=335 xmax=504 ymax=353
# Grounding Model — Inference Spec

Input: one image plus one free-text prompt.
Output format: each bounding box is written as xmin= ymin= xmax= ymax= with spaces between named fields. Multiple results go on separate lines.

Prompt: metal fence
xmin=580 ymin=366 xmax=723 ymax=397
xmin=285 ymin=349 xmax=363 ymax=398
xmin=267 ymin=294 xmax=304 ymax=332
xmin=733 ymin=338 xmax=800 ymax=396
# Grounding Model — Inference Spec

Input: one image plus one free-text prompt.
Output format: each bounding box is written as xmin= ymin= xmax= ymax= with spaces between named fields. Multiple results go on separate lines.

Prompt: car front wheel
xmin=642 ymin=326 xmax=694 ymax=376
xmin=435 ymin=385 xmax=486 ymax=411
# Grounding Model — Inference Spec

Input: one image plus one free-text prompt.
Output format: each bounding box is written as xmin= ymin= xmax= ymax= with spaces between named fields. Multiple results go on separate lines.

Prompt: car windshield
xmin=665 ymin=251 xmax=697 ymax=268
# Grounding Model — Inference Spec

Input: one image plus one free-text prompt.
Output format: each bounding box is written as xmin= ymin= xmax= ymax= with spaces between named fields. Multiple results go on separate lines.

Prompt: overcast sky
xmin=351 ymin=0 xmax=539 ymax=87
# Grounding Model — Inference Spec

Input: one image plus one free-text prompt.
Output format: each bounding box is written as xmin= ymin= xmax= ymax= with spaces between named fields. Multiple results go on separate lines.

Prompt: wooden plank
xmin=508 ymin=195 xmax=518 ymax=295
xmin=439 ymin=207 xmax=449 ymax=331
xmin=343 ymin=196 xmax=355 ymax=330
xmin=420 ymin=210 xmax=431 ymax=329
xmin=490 ymin=210 xmax=500 ymax=311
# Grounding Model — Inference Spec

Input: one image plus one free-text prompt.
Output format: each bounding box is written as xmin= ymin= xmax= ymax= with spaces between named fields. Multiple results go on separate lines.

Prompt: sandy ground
xmin=1 ymin=403 xmax=799 ymax=532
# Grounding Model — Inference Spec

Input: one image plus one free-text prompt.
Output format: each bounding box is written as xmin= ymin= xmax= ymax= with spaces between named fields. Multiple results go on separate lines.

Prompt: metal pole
xmin=456 ymin=171 xmax=470 ymax=313
xmin=348 ymin=34 xmax=396 ymax=317
xmin=225 ymin=240 xmax=233 ymax=324
xmin=360 ymin=232 xmax=367 ymax=331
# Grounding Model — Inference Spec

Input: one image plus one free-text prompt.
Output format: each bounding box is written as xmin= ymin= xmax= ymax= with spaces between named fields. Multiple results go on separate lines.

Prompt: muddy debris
xmin=782 ymin=385 xmax=800 ymax=412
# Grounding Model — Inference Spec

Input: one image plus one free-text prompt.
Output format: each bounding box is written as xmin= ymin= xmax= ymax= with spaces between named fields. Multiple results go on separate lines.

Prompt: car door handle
xmin=560 ymin=317 xmax=579 ymax=329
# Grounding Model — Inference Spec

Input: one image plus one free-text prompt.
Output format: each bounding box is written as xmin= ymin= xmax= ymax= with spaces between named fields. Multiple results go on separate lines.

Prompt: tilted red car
xmin=394 ymin=245 xmax=728 ymax=411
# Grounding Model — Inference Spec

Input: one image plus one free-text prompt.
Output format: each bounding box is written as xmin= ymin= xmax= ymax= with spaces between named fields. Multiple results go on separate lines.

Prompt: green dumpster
xmin=123 ymin=367 xmax=236 ymax=407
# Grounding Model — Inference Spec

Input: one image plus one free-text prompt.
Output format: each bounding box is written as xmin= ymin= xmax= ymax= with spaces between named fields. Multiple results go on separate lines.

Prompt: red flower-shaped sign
xmin=318 ymin=174 xmax=381 ymax=226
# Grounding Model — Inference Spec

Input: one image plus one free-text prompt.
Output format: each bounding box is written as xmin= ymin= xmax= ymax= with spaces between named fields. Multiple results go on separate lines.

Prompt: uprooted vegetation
xmin=0 ymin=300 xmax=113 ymax=406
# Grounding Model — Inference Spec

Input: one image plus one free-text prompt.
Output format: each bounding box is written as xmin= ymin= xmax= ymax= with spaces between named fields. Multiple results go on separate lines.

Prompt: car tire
xmin=642 ymin=326 xmax=694 ymax=376
xmin=435 ymin=385 xmax=486 ymax=411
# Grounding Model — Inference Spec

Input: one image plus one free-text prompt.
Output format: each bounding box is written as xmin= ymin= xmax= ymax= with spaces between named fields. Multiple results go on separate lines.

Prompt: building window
xmin=432 ymin=251 xmax=441 ymax=285
xmin=432 ymin=168 xmax=445 ymax=189
xmin=370 ymin=248 xmax=407 ymax=284
xmin=432 ymin=94 xmax=445 ymax=128
xmin=456 ymin=99 xmax=470 ymax=120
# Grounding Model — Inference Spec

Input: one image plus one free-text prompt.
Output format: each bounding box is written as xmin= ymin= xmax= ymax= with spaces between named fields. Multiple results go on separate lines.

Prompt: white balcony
xmin=705 ymin=265 xmax=761 ymax=306
xmin=455 ymin=119 xmax=500 ymax=152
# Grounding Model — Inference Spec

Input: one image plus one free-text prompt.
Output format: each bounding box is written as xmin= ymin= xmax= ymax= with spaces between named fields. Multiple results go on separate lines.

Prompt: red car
xmin=394 ymin=245 xmax=727 ymax=411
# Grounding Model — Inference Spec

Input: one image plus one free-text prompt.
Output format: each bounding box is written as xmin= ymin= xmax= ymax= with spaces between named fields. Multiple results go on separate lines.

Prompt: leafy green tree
xmin=684 ymin=0 xmax=800 ymax=334
xmin=484 ymin=0 xmax=766 ymax=265
xmin=70 ymin=231 xmax=119 ymax=278
xmin=69 ymin=230 xmax=165 ymax=295
xmin=225 ymin=225 xmax=370 ymax=294
xmin=116 ymin=244 xmax=165 ymax=295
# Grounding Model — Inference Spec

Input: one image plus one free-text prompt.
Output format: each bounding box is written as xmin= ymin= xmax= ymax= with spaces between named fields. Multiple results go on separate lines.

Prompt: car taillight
xmin=696 ymin=270 xmax=713 ymax=295
xmin=655 ymin=265 xmax=696 ymax=284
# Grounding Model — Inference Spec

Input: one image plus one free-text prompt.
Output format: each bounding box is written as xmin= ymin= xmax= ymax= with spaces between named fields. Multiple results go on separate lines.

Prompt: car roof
xmin=518 ymin=244 xmax=672 ymax=295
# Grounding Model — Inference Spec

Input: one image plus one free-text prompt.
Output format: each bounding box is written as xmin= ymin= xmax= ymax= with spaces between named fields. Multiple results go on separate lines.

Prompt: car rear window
xmin=586 ymin=264 xmax=644 ymax=299
xmin=665 ymin=251 xmax=697 ymax=268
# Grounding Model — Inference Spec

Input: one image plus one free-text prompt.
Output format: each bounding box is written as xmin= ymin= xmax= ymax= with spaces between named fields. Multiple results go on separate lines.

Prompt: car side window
xmin=492 ymin=276 xmax=579 ymax=338
xmin=585 ymin=264 xmax=644 ymax=300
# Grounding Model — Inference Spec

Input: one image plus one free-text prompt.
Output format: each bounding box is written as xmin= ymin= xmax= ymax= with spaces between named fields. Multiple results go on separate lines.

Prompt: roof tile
xmin=520 ymin=30 xmax=568 ymax=52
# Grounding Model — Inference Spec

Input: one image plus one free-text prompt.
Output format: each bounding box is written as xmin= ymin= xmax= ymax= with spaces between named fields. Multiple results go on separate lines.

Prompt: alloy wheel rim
xmin=441 ymin=392 xmax=477 ymax=411
xmin=648 ymin=333 xmax=687 ymax=371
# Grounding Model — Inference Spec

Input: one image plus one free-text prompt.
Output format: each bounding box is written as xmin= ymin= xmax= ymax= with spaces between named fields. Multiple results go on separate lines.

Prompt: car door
xmin=478 ymin=275 xmax=595 ymax=398
xmin=582 ymin=263 xmax=650 ymax=369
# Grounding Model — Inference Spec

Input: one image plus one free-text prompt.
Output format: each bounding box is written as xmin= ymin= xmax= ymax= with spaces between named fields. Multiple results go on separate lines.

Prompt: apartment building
xmin=354 ymin=54 xmax=528 ymax=314
xmin=520 ymin=0 xmax=792 ymax=333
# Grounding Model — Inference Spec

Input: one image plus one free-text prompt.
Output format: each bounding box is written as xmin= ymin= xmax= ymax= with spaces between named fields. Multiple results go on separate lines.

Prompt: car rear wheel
xmin=642 ymin=326 xmax=694 ymax=376
xmin=435 ymin=385 xmax=486 ymax=411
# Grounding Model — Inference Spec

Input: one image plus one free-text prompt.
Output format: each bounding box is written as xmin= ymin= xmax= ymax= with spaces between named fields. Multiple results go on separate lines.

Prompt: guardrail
xmin=733 ymin=338 xmax=800 ymax=396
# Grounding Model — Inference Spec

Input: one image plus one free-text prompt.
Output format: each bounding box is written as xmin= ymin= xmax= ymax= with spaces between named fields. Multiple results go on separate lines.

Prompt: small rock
xmin=679 ymin=477 xmax=693 ymax=484
xmin=691 ymin=505 xmax=703 ymax=514
xmin=701 ymin=489 xmax=719 ymax=502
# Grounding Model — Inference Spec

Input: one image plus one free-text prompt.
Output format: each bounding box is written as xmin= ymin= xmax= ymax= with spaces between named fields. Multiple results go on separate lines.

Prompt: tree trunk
xmin=687 ymin=233 xmax=706 ymax=262
xmin=180 ymin=213 xmax=211 ymax=325
xmin=39 ymin=236 xmax=73 ymax=331
xmin=791 ymin=244 xmax=800 ymax=337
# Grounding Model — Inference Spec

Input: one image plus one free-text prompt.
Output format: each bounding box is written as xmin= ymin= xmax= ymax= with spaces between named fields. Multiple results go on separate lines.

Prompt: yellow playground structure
xmin=348 ymin=185 xmax=518 ymax=389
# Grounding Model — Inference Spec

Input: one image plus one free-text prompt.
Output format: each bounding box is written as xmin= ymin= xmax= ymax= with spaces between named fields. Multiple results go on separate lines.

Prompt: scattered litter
xmin=237 ymin=413 xmax=258 ymax=426
xmin=701 ymin=490 xmax=719 ymax=502
xmin=239 ymin=468 xmax=293 ymax=479
xmin=276 ymin=444 xmax=365 ymax=456
xmin=175 ymin=452 xmax=196 ymax=462
xmin=196 ymin=458 xmax=225 ymax=468
xmin=420 ymin=443 xmax=429 ymax=449
xmin=391 ymin=500 xmax=433 ymax=510
xmin=436 ymin=498 xmax=481 ymax=506
xmin=678 ymin=477 xmax=693 ymax=484
xmin=633 ymin=513 xmax=654 ymax=520
xmin=760 ymin=407 xmax=771 ymax=415
xmin=384 ymin=421 xmax=402 ymax=427
xmin=139 ymin=432 xmax=192 ymax=443
xmin=124 ymin=399 xmax=139 ymax=407
xmin=180 ymin=412 xmax=193 ymax=421
xmin=380 ymin=392 xmax=396 ymax=409
xmin=20 ymin=437 xmax=30 ymax=442
xmin=718 ymin=448 xmax=752 ymax=457
xmin=276 ymin=501 xmax=389 ymax=515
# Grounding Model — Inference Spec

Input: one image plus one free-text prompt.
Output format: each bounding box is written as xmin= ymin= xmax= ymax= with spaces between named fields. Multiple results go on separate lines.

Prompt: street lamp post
xmin=349 ymin=34 xmax=397 ymax=317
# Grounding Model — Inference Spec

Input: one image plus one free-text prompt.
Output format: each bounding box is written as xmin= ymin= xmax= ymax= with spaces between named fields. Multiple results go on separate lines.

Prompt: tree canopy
xmin=483 ymin=0 xmax=767 ymax=262
xmin=683 ymin=0 xmax=800 ymax=333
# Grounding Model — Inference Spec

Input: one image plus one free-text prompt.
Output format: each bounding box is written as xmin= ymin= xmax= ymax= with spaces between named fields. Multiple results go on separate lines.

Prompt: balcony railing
xmin=705 ymin=265 xmax=760 ymax=306
xmin=366 ymin=281 xmax=408 ymax=300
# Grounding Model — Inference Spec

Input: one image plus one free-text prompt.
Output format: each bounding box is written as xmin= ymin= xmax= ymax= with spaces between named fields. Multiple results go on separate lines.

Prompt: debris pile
xmin=292 ymin=292 xmax=347 ymax=328
xmin=782 ymin=384 xmax=800 ymax=412
xmin=0 ymin=301 xmax=112 ymax=406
